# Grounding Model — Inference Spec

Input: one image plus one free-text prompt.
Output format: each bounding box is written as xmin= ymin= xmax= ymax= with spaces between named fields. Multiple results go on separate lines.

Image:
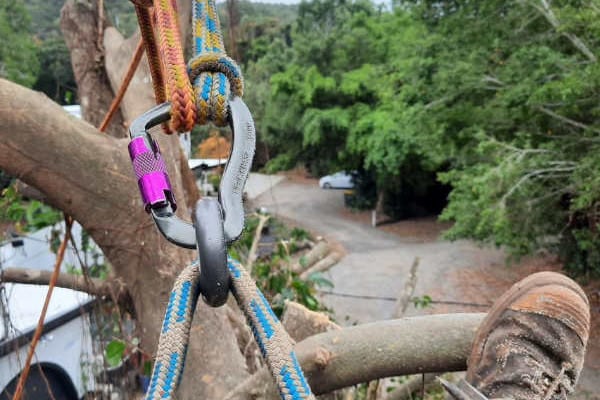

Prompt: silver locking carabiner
xmin=128 ymin=97 xmax=255 ymax=247
xmin=127 ymin=97 xmax=255 ymax=306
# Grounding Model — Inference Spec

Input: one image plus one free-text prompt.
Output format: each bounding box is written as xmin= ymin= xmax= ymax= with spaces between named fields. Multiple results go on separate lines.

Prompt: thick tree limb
xmin=226 ymin=313 xmax=484 ymax=398
xmin=60 ymin=0 xmax=125 ymax=137
xmin=297 ymin=313 xmax=483 ymax=394
xmin=0 ymin=267 xmax=127 ymax=302
xmin=0 ymin=78 xmax=249 ymax=398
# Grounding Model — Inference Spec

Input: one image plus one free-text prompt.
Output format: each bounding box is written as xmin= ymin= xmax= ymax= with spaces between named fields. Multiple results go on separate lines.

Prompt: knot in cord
xmin=190 ymin=0 xmax=244 ymax=126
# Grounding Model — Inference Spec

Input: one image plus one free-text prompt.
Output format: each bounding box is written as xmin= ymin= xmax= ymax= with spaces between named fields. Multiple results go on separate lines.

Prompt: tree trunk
xmin=0 ymin=79 xmax=248 ymax=397
xmin=60 ymin=0 xmax=125 ymax=137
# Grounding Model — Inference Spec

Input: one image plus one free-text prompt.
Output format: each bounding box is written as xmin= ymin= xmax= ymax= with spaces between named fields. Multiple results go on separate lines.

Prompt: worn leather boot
xmin=441 ymin=271 xmax=590 ymax=400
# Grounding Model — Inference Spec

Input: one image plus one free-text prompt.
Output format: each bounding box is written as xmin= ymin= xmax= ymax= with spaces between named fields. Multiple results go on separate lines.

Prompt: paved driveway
xmin=251 ymin=178 xmax=505 ymax=324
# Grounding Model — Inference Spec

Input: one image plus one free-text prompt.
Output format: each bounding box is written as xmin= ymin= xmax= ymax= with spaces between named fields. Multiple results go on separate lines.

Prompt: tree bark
xmin=226 ymin=313 xmax=485 ymax=398
xmin=0 ymin=267 xmax=127 ymax=302
xmin=297 ymin=313 xmax=483 ymax=394
xmin=292 ymin=241 xmax=330 ymax=273
xmin=0 ymin=79 xmax=248 ymax=397
xmin=60 ymin=0 xmax=125 ymax=137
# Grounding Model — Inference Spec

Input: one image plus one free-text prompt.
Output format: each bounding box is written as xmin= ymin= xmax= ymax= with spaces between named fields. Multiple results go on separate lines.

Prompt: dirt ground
xmin=341 ymin=207 xmax=600 ymax=366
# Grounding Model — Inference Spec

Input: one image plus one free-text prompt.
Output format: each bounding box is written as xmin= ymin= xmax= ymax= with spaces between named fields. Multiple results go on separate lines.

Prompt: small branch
xmin=246 ymin=214 xmax=270 ymax=274
xmin=537 ymin=106 xmax=600 ymax=134
xmin=384 ymin=373 xmax=438 ymax=400
xmin=394 ymin=257 xmax=419 ymax=318
xmin=291 ymin=241 xmax=330 ymax=273
xmin=531 ymin=0 xmax=597 ymax=62
xmin=1 ymin=267 xmax=127 ymax=301
xmin=299 ymin=252 xmax=341 ymax=280
xmin=366 ymin=380 xmax=380 ymax=400
xmin=500 ymin=166 xmax=574 ymax=206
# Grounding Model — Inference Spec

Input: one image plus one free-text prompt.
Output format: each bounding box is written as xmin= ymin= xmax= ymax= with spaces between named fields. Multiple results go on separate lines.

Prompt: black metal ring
xmin=193 ymin=198 xmax=230 ymax=307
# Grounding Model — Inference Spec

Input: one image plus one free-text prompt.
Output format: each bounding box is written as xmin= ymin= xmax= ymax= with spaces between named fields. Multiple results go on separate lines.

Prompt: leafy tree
xmin=0 ymin=0 xmax=39 ymax=87
xmin=407 ymin=0 xmax=600 ymax=275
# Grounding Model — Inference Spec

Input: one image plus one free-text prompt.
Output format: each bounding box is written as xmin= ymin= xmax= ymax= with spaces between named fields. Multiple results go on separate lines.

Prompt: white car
xmin=319 ymin=171 xmax=355 ymax=189
xmin=0 ymin=223 xmax=99 ymax=399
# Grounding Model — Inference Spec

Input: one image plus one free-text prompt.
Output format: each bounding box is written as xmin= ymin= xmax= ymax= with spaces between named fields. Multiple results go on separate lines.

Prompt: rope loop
xmin=188 ymin=54 xmax=244 ymax=97
xmin=188 ymin=54 xmax=244 ymax=126
xmin=191 ymin=0 xmax=244 ymax=127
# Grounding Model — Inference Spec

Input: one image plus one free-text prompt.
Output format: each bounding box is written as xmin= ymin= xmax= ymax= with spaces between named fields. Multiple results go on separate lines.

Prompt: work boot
xmin=441 ymin=271 xmax=590 ymax=400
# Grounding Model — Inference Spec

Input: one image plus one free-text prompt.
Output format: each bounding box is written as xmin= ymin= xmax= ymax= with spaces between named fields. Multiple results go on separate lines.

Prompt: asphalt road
xmin=251 ymin=178 xmax=505 ymax=325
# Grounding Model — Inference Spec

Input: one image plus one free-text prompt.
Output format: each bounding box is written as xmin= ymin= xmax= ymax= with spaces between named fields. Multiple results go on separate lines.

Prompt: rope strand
xmin=144 ymin=258 xmax=315 ymax=400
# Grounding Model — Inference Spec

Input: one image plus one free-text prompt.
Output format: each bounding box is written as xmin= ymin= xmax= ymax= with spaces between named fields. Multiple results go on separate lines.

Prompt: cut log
xmin=292 ymin=241 xmax=330 ymax=273
xmin=299 ymin=252 xmax=342 ymax=280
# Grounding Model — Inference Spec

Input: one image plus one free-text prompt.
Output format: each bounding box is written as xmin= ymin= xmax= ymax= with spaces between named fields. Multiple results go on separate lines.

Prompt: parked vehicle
xmin=0 ymin=223 xmax=99 ymax=399
xmin=318 ymin=171 xmax=356 ymax=189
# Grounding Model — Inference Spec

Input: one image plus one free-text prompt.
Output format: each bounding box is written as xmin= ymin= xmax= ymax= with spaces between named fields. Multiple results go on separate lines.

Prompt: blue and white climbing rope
xmin=145 ymin=257 xmax=315 ymax=400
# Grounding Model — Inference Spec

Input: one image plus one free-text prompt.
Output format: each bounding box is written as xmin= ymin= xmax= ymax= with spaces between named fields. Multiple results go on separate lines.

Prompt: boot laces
xmin=541 ymin=362 xmax=573 ymax=400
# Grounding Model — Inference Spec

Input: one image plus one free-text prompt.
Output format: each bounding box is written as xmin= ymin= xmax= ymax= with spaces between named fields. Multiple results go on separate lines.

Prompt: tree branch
xmin=291 ymin=241 xmax=330 ymax=273
xmin=1 ymin=267 xmax=128 ymax=302
xmin=536 ymin=106 xmax=600 ymax=135
xmin=298 ymin=252 xmax=341 ymax=280
xmin=247 ymin=214 xmax=270 ymax=273
xmin=530 ymin=0 xmax=597 ymax=63
xmin=226 ymin=313 xmax=484 ymax=398
xmin=394 ymin=257 xmax=419 ymax=317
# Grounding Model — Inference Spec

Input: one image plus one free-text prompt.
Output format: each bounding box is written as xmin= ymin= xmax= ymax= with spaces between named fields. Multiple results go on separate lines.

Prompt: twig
xmin=536 ymin=106 xmax=600 ymax=135
xmin=384 ymin=374 xmax=438 ymax=400
xmin=366 ymin=380 xmax=380 ymax=400
xmin=394 ymin=257 xmax=419 ymax=317
xmin=246 ymin=214 xmax=270 ymax=274
xmin=98 ymin=39 xmax=144 ymax=132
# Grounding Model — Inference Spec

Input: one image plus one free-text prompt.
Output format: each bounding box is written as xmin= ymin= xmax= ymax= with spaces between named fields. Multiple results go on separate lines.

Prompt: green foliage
xmin=105 ymin=340 xmax=127 ymax=368
xmin=0 ymin=0 xmax=39 ymax=87
xmin=0 ymin=185 xmax=62 ymax=232
xmin=230 ymin=215 xmax=330 ymax=316
xmin=412 ymin=295 xmax=432 ymax=309
xmin=245 ymin=0 xmax=600 ymax=275
xmin=33 ymin=36 xmax=76 ymax=103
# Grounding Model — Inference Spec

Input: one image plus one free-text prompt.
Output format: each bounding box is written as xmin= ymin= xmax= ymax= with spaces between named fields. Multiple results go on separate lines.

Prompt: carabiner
xmin=193 ymin=198 xmax=229 ymax=306
xmin=128 ymin=102 xmax=196 ymax=249
xmin=128 ymin=97 xmax=255 ymax=307
xmin=128 ymin=98 xmax=255 ymax=247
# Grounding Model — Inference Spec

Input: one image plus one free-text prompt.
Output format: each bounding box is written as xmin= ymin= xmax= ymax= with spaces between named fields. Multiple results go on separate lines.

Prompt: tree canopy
xmin=241 ymin=0 xmax=600 ymax=276
xmin=5 ymin=0 xmax=600 ymax=276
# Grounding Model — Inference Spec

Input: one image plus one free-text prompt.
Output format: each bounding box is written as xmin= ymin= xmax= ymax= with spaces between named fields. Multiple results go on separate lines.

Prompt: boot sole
xmin=466 ymin=271 xmax=589 ymax=382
